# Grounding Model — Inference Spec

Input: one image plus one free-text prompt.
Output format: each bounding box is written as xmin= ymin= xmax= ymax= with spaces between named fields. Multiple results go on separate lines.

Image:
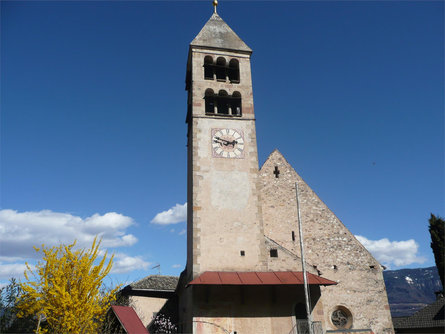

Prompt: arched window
xmin=217 ymin=90 xmax=229 ymax=114
xmin=295 ymin=303 xmax=307 ymax=320
xmin=203 ymin=56 xmax=240 ymax=83
xmin=228 ymin=59 xmax=240 ymax=83
xmin=231 ymin=91 xmax=242 ymax=116
xmin=215 ymin=57 xmax=227 ymax=81
xmin=204 ymin=90 xmax=242 ymax=117
xmin=204 ymin=89 xmax=215 ymax=114
xmin=204 ymin=56 xmax=214 ymax=80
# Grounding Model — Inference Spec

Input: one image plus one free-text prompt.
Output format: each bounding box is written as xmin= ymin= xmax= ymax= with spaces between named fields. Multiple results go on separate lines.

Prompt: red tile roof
xmin=189 ymin=271 xmax=337 ymax=286
xmin=111 ymin=305 xmax=149 ymax=334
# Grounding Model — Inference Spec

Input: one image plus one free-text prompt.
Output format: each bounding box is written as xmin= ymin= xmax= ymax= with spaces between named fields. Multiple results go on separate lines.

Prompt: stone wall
xmin=259 ymin=150 xmax=394 ymax=333
xmin=186 ymin=46 xmax=266 ymax=279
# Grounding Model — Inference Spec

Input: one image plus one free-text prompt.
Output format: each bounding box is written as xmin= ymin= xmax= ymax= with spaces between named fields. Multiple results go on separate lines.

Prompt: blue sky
xmin=1 ymin=1 xmax=443 ymax=286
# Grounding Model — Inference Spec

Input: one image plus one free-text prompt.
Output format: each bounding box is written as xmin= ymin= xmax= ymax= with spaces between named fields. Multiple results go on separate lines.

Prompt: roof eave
xmin=128 ymin=288 xmax=176 ymax=293
xmin=189 ymin=43 xmax=252 ymax=55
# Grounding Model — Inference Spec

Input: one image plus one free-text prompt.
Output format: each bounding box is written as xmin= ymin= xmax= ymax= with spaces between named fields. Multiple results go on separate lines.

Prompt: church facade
xmin=176 ymin=7 xmax=394 ymax=334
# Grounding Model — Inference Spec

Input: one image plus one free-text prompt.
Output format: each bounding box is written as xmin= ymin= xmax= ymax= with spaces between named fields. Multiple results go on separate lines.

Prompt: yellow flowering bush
xmin=17 ymin=238 xmax=120 ymax=333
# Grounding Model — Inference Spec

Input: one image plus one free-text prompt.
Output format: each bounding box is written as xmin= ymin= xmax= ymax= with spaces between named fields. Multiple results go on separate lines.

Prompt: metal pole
xmin=295 ymin=182 xmax=313 ymax=334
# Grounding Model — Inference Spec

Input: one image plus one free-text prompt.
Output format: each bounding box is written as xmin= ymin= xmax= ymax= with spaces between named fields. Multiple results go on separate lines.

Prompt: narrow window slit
xmin=204 ymin=56 xmax=214 ymax=80
xmin=273 ymin=166 xmax=280 ymax=178
xmin=205 ymin=89 xmax=215 ymax=114
xmin=270 ymin=249 xmax=278 ymax=258
xmin=216 ymin=57 xmax=227 ymax=81
xmin=228 ymin=59 xmax=240 ymax=83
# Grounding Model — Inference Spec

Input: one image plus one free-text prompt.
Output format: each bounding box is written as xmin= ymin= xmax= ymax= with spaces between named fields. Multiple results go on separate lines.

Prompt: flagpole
xmin=296 ymin=181 xmax=313 ymax=334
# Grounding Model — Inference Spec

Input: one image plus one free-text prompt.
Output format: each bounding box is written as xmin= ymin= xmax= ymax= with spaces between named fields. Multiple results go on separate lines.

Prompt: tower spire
xmin=213 ymin=0 xmax=218 ymax=14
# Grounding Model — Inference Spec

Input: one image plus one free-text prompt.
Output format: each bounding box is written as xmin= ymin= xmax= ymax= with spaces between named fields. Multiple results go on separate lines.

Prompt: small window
xmin=217 ymin=90 xmax=229 ymax=114
xmin=273 ymin=166 xmax=280 ymax=178
xmin=270 ymin=249 xmax=278 ymax=258
xmin=231 ymin=91 xmax=242 ymax=116
xmin=292 ymin=231 xmax=295 ymax=241
xmin=216 ymin=57 xmax=226 ymax=81
xmin=228 ymin=59 xmax=240 ymax=83
xmin=204 ymin=56 xmax=214 ymax=80
xmin=240 ymin=250 xmax=245 ymax=256
xmin=205 ymin=89 xmax=215 ymax=114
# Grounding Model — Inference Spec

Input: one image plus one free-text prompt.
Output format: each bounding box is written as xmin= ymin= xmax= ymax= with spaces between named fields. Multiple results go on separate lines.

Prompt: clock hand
xmin=229 ymin=140 xmax=238 ymax=146
xmin=214 ymin=137 xmax=232 ymax=145
xmin=213 ymin=139 xmax=231 ymax=148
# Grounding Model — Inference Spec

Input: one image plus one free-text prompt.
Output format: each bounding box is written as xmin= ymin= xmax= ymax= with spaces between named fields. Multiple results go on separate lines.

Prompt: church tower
xmin=185 ymin=5 xmax=266 ymax=279
xmin=176 ymin=4 xmax=393 ymax=334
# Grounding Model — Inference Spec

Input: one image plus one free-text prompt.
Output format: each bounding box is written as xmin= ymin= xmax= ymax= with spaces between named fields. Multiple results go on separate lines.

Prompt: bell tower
xmin=185 ymin=4 xmax=266 ymax=280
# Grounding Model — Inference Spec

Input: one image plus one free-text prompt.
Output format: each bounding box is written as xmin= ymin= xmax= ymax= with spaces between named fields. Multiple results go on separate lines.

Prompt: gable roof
xmin=190 ymin=13 xmax=252 ymax=53
xmin=111 ymin=306 xmax=149 ymax=334
xmin=393 ymin=297 xmax=445 ymax=329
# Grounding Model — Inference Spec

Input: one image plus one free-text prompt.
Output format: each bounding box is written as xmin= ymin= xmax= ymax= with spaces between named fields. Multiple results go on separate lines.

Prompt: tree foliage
xmin=17 ymin=238 xmax=120 ymax=333
xmin=0 ymin=278 xmax=35 ymax=333
xmin=429 ymin=214 xmax=444 ymax=289
xmin=101 ymin=288 xmax=131 ymax=334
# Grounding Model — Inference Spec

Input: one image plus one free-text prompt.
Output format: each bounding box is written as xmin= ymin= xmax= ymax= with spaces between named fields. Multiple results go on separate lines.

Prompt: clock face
xmin=211 ymin=128 xmax=245 ymax=158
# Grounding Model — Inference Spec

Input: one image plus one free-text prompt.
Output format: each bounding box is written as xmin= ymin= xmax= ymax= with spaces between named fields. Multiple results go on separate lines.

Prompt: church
xmin=135 ymin=3 xmax=394 ymax=333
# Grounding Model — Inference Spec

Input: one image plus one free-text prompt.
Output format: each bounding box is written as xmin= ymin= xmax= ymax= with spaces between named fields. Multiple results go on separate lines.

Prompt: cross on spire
xmin=273 ymin=166 xmax=280 ymax=178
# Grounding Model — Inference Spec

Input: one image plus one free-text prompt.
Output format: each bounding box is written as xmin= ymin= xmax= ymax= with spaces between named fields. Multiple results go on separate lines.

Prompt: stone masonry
xmin=177 ymin=9 xmax=395 ymax=334
xmin=260 ymin=150 xmax=394 ymax=333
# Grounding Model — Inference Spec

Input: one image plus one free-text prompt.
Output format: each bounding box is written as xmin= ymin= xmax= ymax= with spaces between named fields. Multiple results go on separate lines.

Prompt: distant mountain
xmin=383 ymin=266 xmax=443 ymax=317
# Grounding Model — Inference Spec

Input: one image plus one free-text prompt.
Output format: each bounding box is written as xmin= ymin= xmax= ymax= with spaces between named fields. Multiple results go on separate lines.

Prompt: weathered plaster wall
xmin=129 ymin=296 xmax=168 ymax=328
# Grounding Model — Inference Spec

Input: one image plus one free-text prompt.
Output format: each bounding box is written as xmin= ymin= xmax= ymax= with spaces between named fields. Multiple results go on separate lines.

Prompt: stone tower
xmin=185 ymin=12 xmax=266 ymax=280
xmin=175 ymin=5 xmax=394 ymax=334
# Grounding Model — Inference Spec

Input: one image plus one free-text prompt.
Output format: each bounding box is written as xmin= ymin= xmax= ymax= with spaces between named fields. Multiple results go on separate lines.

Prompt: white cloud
xmin=0 ymin=209 xmax=139 ymax=280
xmin=171 ymin=264 xmax=182 ymax=269
xmin=111 ymin=253 xmax=150 ymax=274
xmin=178 ymin=229 xmax=186 ymax=235
xmin=355 ymin=235 xmax=427 ymax=268
xmin=0 ymin=209 xmax=137 ymax=258
xmin=0 ymin=263 xmax=30 ymax=280
xmin=151 ymin=203 xmax=187 ymax=225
